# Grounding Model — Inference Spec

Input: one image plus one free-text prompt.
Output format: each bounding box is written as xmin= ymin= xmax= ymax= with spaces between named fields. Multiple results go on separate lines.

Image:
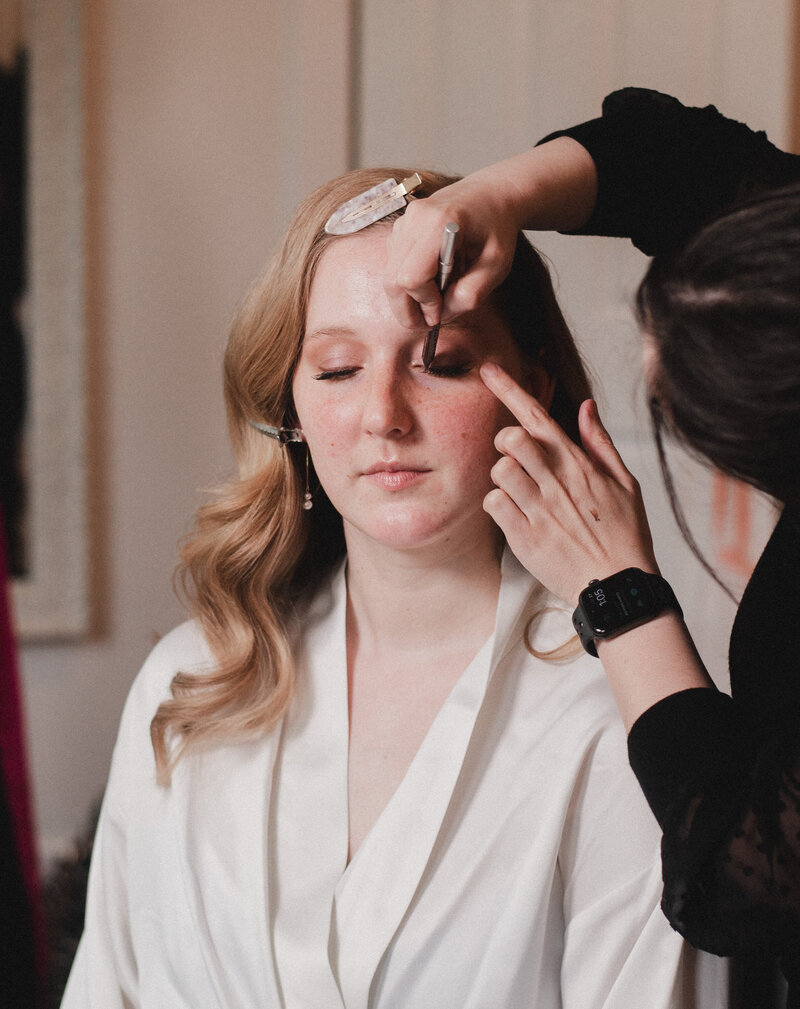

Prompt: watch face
xmin=580 ymin=568 xmax=658 ymax=637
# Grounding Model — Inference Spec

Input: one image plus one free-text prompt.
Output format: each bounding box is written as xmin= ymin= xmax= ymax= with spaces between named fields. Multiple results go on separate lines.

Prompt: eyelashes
xmin=426 ymin=362 xmax=472 ymax=378
xmin=313 ymin=362 xmax=473 ymax=381
xmin=314 ymin=367 xmax=359 ymax=381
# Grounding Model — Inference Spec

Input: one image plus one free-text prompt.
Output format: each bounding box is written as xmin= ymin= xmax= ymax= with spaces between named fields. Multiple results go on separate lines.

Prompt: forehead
xmin=306 ymin=231 xmax=393 ymax=338
xmin=307 ymin=228 xmax=516 ymax=346
xmin=310 ymin=228 xmax=388 ymax=293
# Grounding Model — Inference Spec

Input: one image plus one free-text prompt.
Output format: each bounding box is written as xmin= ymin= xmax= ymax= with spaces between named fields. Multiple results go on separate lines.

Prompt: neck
xmin=344 ymin=534 xmax=504 ymax=660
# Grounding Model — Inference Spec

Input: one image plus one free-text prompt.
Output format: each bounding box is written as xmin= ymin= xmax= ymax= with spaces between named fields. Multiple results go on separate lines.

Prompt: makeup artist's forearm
xmin=596 ymin=613 xmax=717 ymax=732
xmin=478 ymin=137 xmax=598 ymax=233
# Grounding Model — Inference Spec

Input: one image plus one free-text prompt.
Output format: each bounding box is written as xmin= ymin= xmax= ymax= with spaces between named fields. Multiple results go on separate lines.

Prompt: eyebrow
xmin=303 ymin=326 xmax=364 ymax=343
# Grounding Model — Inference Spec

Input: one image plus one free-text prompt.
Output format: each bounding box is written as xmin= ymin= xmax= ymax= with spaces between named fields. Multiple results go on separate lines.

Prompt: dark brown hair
xmin=637 ymin=181 xmax=800 ymax=509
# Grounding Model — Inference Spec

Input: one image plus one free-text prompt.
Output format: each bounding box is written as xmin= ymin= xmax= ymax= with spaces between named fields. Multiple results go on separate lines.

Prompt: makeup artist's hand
xmin=384 ymin=138 xmax=597 ymax=329
xmin=480 ymin=362 xmax=658 ymax=606
xmin=384 ymin=167 xmax=522 ymax=329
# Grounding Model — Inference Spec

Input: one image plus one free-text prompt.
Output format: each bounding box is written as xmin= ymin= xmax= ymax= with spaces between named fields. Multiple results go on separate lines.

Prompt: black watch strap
xmin=572 ymin=568 xmax=683 ymax=657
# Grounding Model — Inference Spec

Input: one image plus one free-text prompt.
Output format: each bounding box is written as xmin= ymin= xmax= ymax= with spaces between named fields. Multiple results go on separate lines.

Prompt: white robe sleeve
xmin=60 ymin=623 xmax=210 ymax=1009
xmin=60 ymin=798 xmax=139 ymax=1009
xmin=558 ymin=727 xmax=726 ymax=1008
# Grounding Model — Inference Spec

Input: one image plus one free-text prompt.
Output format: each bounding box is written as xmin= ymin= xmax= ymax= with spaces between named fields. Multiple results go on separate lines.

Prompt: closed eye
xmin=314 ymin=367 xmax=360 ymax=381
xmin=422 ymin=361 xmax=473 ymax=378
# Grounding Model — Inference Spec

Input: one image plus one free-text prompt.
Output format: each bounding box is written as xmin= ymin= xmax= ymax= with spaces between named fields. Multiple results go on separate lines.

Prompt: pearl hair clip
xmin=324 ymin=173 xmax=423 ymax=235
xmin=248 ymin=420 xmax=313 ymax=509
xmin=247 ymin=420 xmax=305 ymax=444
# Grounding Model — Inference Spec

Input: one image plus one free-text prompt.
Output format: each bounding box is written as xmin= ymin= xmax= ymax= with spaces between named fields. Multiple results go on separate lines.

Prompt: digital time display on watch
xmin=581 ymin=569 xmax=658 ymax=634
xmin=572 ymin=568 xmax=683 ymax=657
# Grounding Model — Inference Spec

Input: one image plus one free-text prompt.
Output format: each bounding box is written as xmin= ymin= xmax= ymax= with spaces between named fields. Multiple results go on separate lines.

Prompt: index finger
xmin=383 ymin=278 xmax=438 ymax=329
xmin=385 ymin=206 xmax=452 ymax=326
xmin=480 ymin=362 xmax=561 ymax=439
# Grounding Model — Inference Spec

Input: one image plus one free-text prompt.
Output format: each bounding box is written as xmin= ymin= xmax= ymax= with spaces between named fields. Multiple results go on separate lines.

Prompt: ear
xmin=522 ymin=363 xmax=556 ymax=412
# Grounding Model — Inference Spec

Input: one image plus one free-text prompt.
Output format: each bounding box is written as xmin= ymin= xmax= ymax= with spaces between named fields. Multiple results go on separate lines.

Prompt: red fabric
xmin=0 ymin=509 xmax=46 ymax=994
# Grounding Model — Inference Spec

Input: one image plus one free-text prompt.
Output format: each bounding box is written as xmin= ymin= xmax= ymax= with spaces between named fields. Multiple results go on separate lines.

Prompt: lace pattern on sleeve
xmin=662 ymin=733 xmax=800 ymax=957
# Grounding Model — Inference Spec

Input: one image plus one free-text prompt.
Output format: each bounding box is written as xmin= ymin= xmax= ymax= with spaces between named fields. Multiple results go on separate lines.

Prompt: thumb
xmin=578 ymin=400 xmax=630 ymax=482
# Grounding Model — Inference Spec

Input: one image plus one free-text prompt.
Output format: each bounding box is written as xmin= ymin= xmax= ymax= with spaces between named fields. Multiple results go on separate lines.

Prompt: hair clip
xmin=248 ymin=420 xmax=305 ymax=444
xmin=324 ymin=173 xmax=423 ymax=235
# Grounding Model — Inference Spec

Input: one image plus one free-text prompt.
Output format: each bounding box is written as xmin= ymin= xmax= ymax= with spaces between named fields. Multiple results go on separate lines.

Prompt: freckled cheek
xmin=304 ymin=431 xmax=347 ymax=470
xmin=432 ymin=397 xmax=508 ymax=472
xmin=298 ymin=402 xmax=361 ymax=476
xmin=294 ymin=393 xmax=355 ymax=438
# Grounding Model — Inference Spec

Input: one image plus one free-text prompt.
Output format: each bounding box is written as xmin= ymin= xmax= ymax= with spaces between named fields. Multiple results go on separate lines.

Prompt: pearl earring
xmin=303 ymin=445 xmax=313 ymax=511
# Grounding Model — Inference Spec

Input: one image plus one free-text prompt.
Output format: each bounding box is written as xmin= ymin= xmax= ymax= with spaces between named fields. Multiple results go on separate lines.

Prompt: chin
xmin=345 ymin=507 xmax=493 ymax=554
xmin=367 ymin=522 xmax=448 ymax=552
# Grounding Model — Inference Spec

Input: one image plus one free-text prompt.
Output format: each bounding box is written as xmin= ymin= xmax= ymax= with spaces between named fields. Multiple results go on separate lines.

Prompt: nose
xmin=362 ymin=368 xmax=414 ymax=439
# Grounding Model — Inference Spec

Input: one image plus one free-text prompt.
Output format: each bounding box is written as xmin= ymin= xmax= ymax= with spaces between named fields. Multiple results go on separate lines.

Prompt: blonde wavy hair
xmin=151 ymin=166 xmax=593 ymax=782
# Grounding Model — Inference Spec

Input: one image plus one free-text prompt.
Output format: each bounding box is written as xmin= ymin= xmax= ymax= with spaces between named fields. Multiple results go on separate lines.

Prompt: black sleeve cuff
xmin=627 ymin=686 xmax=751 ymax=827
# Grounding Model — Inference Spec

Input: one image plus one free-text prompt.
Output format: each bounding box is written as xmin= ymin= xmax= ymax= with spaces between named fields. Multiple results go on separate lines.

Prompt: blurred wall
xmin=20 ymin=0 xmax=352 ymax=861
xmin=18 ymin=0 xmax=794 ymax=860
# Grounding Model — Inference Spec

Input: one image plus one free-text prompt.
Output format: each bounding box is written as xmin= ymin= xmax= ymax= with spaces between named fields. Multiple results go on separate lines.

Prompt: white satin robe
xmin=62 ymin=552 xmax=726 ymax=1008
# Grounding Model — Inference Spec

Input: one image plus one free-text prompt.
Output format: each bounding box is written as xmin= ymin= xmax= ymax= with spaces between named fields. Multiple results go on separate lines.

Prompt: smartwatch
xmin=572 ymin=567 xmax=683 ymax=657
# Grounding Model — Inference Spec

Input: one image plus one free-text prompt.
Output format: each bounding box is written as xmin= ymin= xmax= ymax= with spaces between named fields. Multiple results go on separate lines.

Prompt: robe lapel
xmin=269 ymin=566 xmax=351 ymax=1008
xmin=169 ymin=568 xmax=351 ymax=1009
xmin=333 ymin=550 xmax=537 ymax=1009
xmin=169 ymin=555 xmax=538 ymax=1009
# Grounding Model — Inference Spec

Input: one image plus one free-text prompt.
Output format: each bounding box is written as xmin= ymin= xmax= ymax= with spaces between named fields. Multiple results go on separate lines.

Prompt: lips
xmin=361 ymin=462 xmax=430 ymax=490
xmin=362 ymin=462 xmax=428 ymax=476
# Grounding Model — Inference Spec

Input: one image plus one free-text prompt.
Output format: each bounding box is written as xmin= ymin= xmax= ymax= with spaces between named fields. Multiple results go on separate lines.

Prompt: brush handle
xmin=437 ymin=222 xmax=459 ymax=291
xmin=423 ymin=223 xmax=459 ymax=370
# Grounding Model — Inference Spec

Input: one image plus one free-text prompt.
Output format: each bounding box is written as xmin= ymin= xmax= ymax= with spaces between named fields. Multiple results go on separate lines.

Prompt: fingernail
xmin=480 ymin=362 xmax=500 ymax=380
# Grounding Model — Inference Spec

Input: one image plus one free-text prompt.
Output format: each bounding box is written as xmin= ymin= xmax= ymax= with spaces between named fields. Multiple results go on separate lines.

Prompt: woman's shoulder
xmin=101 ymin=622 xmax=218 ymax=805
xmin=508 ymin=601 xmax=652 ymax=846
xmin=516 ymin=598 xmax=624 ymax=733
xmin=131 ymin=620 xmax=215 ymax=699
xmin=144 ymin=619 xmax=215 ymax=670
xmin=112 ymin=621 xmax=216 ymax=747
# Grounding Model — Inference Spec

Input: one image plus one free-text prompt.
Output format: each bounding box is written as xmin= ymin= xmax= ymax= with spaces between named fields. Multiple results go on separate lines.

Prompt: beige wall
xmin=20 ymin=0 xmax=351 ymax=860
xmin=18 ymin=0 xmax=794 ymax=860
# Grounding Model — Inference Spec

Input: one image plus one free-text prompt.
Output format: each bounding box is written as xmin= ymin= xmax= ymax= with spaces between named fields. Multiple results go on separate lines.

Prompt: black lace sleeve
xmin=629 ymin=691 xmax=800 ymax=958
xmin=628 ymin=510 xmax=800 ymax=969
xmin=539 ymin=87 xmax=800 ymax=256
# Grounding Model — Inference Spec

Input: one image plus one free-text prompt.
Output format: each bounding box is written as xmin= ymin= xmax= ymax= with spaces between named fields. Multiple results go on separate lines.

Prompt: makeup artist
xmin=384 ymin=87 xmax=800 ymax=1005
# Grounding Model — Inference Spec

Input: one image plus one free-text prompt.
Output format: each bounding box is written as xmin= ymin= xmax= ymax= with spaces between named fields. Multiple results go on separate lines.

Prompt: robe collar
xmin=171 ymin=549 xmax=540 ymax=1009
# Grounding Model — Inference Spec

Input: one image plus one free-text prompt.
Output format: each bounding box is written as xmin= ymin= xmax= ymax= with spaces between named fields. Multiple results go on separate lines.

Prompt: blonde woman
xmin=62 ymin=168 xmax=724 ymax=1008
